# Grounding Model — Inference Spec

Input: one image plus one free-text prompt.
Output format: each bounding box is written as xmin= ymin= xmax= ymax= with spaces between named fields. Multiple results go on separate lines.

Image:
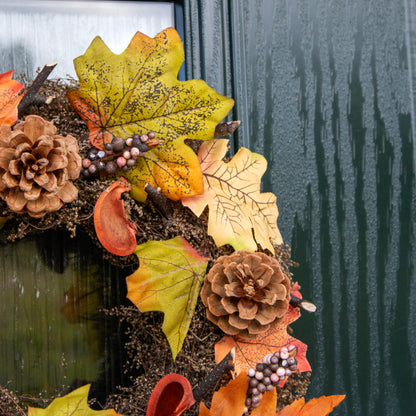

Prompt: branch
xmin=18 ymin=62 xmax=57 ymax=117
xmin=192 ymin=348 xmax=235 ymax=403
xmin=214 ymin=120 xmax=241 ymax=137
xmin=290 ymin=294 xmax=317 ymax=313
xmin=144 ymin=183 xmax=173 ymax=218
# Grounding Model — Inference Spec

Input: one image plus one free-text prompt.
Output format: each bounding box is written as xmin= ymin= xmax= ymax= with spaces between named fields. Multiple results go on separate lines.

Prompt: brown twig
xmin=214 ymin=120 xmax=241 ymax=137
xmin=192 ymin=348 xmax=235 ymax=403
xmin=144 ymin=183 xmax=173 ymax=218
xmin=18 ymin=62 xmax=57 ymax=117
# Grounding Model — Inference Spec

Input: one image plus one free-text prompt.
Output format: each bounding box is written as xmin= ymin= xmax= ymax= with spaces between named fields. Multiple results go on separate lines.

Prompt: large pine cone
xmin=200 ymin=250 xmax=291 ymax=338
xmin=0 ymin=115 xmax=81 ymax=218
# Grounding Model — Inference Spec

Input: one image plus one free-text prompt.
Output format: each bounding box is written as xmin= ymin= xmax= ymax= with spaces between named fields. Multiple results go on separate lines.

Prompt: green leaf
xmin=67 ymin=27 xmax=234 ymax=201
xmin=126 ymin=236 xmax=208 ymax=359
xmin=28 ymin=384 xmax=124 ymax=416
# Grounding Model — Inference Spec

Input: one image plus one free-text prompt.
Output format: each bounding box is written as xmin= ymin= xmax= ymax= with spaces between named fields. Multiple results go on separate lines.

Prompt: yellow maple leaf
xmin=182 ymin=139 xmax=283 ymax=252
xmin=67 ymin=28 xmax=234 ymax=201
xmin=28 ymin=384 xmax=124 ymax=416
xmin=126 ymin=236 xmax=208 ymax=359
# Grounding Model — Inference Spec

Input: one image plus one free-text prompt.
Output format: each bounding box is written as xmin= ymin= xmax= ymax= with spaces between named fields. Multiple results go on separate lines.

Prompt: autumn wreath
xmin=0 ymin=28 xmax=344 ymax=416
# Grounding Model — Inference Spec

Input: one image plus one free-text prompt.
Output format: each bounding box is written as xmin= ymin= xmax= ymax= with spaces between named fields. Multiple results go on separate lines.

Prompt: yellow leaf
xmin=126 ymin=236 xmax=208 ymax=359
xmin=67 ymin=28 xmax=234 ymax=201
xmin=28 ymin=384 xmax=124 ymax=416
xmin=182 ymin=139 xmax=283 ymax=252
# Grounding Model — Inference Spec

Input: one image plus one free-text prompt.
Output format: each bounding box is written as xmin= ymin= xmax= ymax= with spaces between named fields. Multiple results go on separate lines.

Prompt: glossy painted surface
xmin=184 ymin=0 xmax=416 ymax=414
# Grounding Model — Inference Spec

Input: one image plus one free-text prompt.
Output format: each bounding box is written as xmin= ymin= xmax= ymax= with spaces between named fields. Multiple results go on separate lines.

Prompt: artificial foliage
xmin=67 ymin=28 xmax=234 ymax=202
xmin=28 ymin=385 xmax=124 ymax=416
xmin=126 ymin=236 xmax=208 ymax=359
xmin=0 ymin=27 xmax=346 ymax=416
xmin=0 ymin=70 xmax=25 ymax=126
xmin=182 ymin=138 xmax=283 ymax=252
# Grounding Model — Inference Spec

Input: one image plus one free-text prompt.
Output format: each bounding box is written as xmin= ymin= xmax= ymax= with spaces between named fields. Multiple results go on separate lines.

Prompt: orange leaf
xmin=198 ymin=372 xmax=248 ymax=416
xmin=94 ymin=178 xmax=137 ymax=256
xmin=275 ymin=398 xmax=306 ymax=416
xmin=215 ymin=284 xmax=310 ymax=386
xmin=146 ymin=374 xmax=195 ymax=416
xmin=275 ymin=395 xmax=345 ymax=416
xmin=0 ymin=70 xmax=25 ymax=126
xmin=251 ymin=388 xmax=277 ymax=416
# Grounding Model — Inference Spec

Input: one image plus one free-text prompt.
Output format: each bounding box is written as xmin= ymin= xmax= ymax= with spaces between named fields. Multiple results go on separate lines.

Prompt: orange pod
xmin=93 ymin=177 xmax=137 ymax=256
xmin=146 ymin=374 xmax=195 ymax=416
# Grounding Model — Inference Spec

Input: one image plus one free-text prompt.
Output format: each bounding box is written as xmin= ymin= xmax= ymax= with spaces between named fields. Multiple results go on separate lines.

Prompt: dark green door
xmin=183 ymin=0 xmax=416 ymax=414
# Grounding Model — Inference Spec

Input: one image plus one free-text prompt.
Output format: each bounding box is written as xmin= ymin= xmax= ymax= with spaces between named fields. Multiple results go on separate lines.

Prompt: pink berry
xmin=130 ymin=147 xmax=140 ymax=159
xmin=123 ymin=150 xmax=131 ymax=159
xmin=82 ymin=158 xmax=91 ymax=168
xmin=270 ymin=374 xmax=279 ymax=383
xmin=276 ymin=367 xmax=286 ymax=377
xmin=255 ymin=371 xmax=263 ymax=380
xmin=116 ymin=156 xmax=127 ymax=167
xmin=126 ymin=137 xmax=133 ymax=146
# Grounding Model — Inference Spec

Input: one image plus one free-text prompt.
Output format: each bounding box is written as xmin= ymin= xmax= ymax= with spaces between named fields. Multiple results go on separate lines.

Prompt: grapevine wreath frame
xmin=0 ymin=28 xmax=344 ymax=416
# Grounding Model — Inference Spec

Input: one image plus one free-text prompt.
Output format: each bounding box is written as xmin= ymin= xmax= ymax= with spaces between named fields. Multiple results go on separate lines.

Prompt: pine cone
xmin=200 ymin=250 xmax=291 ymax=338
xmin=0 ymin=115 xmax=81 ymax=218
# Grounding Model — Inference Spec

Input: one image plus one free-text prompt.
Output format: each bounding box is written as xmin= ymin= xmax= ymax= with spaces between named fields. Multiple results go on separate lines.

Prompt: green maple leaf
xmin=126 ymin=236 xmax=208 ymax=359
xmin=28 ymin=384 xmax=124 ymax=416
xmin=67 ymin=27 xmax=234 ymax=201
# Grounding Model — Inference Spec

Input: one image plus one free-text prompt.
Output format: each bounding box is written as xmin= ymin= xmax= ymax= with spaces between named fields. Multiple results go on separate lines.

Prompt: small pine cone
xmin=201 ymin=250 xmax=291 ymax=338
xmin=0 ymin=115 xmax=81 ymax=218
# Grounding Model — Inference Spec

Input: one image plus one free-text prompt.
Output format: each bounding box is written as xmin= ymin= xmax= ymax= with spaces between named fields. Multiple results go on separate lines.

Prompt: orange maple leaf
xmin=0 ymin=71 xmax=25 ymax=126
xmin=275 ymin=395 xmax=345 ymax=416
xmin=199 ymin=372 xmax=247 ymax=416
xmin=199 ymin=371 xmax=278 ymax=416
xmin=215 ymin=283 xmax=310 ymax=386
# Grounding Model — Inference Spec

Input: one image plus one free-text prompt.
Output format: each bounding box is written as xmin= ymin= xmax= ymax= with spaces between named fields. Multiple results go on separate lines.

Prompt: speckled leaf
xmin=28 ymin=384 xmax=124 ymax=416
xmin=215 ymin=283 xmax=310 ymax=386
xmin=67 ymin=28 xmax=234 ymax=201
xmin=182 ymin=139 xmax=283 ymax=252
xmin=126 ymin=236 xmax=208 ymax=359
xmin=0 ymin=71 xmax=24 ymax=126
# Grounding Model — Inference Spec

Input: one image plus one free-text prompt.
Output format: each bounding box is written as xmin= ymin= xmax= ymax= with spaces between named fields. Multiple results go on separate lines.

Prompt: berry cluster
xmin=244 ymin=345 xmax=298 ymax=413
xmin=81 ymin=132 xmax=160 ymax=177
